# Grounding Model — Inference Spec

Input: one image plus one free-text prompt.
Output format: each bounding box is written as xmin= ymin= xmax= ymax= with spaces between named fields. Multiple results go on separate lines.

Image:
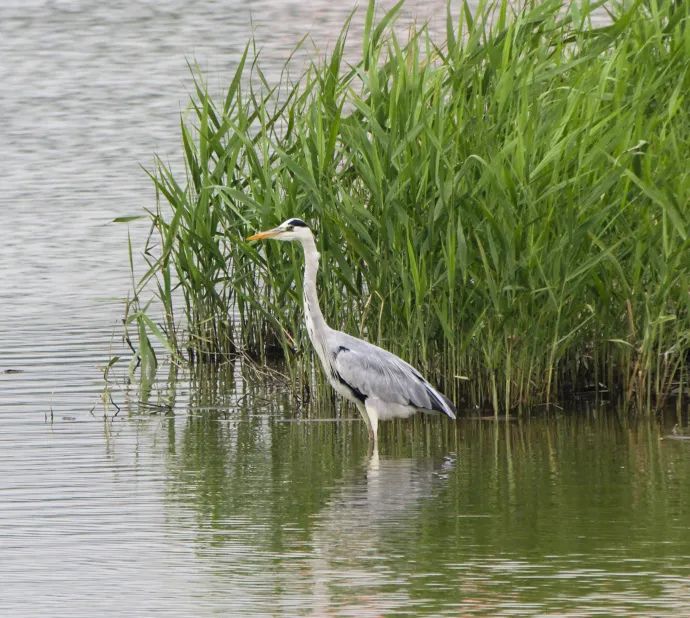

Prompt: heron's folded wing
xmin=331 ymin=342 xmax=437 ymax=411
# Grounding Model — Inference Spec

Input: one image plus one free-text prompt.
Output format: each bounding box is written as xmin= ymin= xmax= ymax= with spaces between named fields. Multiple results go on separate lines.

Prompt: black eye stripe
xmin=287 ymin=218 xmax=307 ymax=227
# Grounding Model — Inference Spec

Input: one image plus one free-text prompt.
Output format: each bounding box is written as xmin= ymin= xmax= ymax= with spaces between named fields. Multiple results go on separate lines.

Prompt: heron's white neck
xmin=299 ymin=232 xmax=330 ymax=349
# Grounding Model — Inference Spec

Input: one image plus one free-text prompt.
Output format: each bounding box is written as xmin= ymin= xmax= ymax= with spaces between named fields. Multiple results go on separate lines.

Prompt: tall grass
xmin=127 ymin=0 xmax=690 ymax=413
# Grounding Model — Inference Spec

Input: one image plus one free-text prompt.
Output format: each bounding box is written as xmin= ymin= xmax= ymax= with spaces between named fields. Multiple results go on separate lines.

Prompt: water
xmin=1 ymin=1 xmax=688 ymax=616
xmin=2 ymin=409 xmax=689 ymax=616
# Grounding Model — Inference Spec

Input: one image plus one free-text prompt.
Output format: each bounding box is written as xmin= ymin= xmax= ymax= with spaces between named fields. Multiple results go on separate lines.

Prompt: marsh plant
xmin=125 ymin=0 xmax=690 ymax=413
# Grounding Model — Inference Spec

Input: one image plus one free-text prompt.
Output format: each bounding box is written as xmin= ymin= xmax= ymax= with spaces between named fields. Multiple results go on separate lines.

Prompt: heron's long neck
xmin=300 ymin=234 xmax=329 ymax=346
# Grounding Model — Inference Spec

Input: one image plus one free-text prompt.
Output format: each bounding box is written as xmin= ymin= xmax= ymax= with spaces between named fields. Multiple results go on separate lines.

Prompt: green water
xmin=160 ymin=408 xmax=690 ymax=615
xmin=2 ymin=374 xmax=689 ymax=615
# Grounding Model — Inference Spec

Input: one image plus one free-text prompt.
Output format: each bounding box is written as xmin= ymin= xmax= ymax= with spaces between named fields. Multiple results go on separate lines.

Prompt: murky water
xmin=0 ymin=1 xmax=688 ymax=616
xmin=2 ymin=405 xmax=689 ymax=616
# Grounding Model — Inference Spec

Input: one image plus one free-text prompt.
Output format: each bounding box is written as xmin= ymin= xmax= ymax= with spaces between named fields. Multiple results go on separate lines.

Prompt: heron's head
xmin=246 ymin=218 xmax=312 ymax=243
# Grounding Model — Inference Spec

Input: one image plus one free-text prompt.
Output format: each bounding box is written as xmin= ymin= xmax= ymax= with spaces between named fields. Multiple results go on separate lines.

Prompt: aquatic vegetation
xmin=127 ymin=0 xmax=690 ymax=413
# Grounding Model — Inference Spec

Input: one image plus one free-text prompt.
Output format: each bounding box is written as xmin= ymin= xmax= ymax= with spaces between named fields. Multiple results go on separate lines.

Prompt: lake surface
xmin=0 ymin=1 xmax=688 ymax=616
xmin=2 ymin=406 xmax=690 ymax=616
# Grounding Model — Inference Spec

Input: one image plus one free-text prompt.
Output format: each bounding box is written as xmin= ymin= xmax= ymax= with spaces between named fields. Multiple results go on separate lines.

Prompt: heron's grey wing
xmin=329 ymin=333 xmax=456 ymax=418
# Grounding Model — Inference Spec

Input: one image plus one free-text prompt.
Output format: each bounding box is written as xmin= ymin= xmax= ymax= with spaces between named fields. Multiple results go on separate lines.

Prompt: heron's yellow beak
xmin=246 ymin=228 xmax=281 ymax=241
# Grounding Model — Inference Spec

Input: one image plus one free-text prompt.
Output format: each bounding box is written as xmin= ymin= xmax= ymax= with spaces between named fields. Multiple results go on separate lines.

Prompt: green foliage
xmin=131 ymin=0 xmax=690 ymax=412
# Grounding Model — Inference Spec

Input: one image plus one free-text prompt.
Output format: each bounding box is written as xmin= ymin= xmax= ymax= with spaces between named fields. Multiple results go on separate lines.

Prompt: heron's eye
xmin=286 ymin=225 xmax=294 ymax=232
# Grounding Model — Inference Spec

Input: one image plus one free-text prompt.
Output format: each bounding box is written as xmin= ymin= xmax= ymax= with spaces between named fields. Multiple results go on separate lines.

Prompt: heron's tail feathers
xmin=440 ymin=393 xmax=457 ymax=420
xmin=425 ymin=385 xmax=457 ymax=420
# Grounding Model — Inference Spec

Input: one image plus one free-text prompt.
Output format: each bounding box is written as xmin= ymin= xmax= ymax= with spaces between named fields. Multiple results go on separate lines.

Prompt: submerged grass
xmin=127 ymin=0 xmax=690 ymax=413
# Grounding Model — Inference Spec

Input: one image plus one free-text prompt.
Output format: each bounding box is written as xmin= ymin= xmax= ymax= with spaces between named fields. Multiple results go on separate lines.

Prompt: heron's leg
xmin=363 ymin=399 xmax=379 ymax=443
xmin=356 ymin=402 xmax=372 ymax=436
xmin=356 ymin=402 xmax=371 ymax=433
xmin=366 ymin=444 xmax=380 ymax=474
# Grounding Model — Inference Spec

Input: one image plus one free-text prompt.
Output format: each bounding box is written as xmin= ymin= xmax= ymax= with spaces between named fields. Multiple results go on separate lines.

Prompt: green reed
xmin=127 ymin=0 xmax=690 ymax=413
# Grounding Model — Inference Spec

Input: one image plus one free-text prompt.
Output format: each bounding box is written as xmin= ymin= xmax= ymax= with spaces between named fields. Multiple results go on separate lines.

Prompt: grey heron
xmin=247 ymin=218 xmax=457 ymax=442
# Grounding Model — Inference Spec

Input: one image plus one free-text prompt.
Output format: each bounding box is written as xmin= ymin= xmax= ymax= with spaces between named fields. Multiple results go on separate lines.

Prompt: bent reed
xmin=127 ymin=0 xmax=690 ymax=414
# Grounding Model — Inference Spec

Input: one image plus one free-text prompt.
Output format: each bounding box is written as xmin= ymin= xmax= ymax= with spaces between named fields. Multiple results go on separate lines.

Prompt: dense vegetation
xmin=127 ymin=0 xmax=690 ymax=413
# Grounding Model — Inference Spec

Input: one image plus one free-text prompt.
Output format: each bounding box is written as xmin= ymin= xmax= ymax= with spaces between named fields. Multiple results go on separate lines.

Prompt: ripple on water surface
xmin=3 ymin=409 xmax=690 ymax=616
